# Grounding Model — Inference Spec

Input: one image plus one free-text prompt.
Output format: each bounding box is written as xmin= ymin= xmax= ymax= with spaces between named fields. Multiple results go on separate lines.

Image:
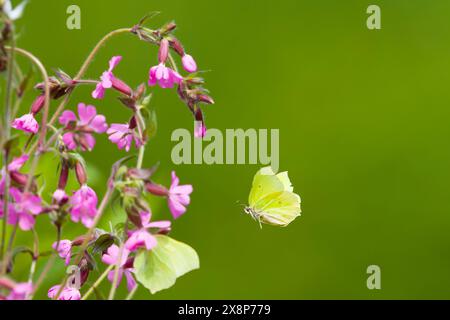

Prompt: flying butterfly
xmin=244 ymin=166 xmax=301 ymax=227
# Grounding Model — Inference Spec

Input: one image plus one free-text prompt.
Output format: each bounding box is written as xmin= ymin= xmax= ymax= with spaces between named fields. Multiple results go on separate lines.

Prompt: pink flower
xmin=148 ymin=63 xmax=183 ymax=89
xmin=92 ymin=56 xmax=131 ymax=99
xmin=7 ymin=187 xmax=42 ymax=231
xmin=52 ymin=240 xmax=72 ymax=266
xmin=101 ymin=245 xmax=136 ymax=292
xmin=182 ymin=54 xmax=198 ymax=73
xmin=11 ymin=113 xmax=39 ymax=134
xmin=69 ymin=185 xmax=98 ymax=228
xmin=59 ymin=103 xmax=108 ymax=151
xmin=107 ymin=123 xmax=142 ymax=152
xmin=48 ymin=285 xmax=81 ymax=300
xmin=7 ymin=282 xmax=33 ymax=300
xmin=125 ymin=211 xmax=171 ymax=252
xmin=168 ymin=171 xmax=193 ymax=219
xmin=8 ymin=154 xmax=29 ymax=172
xmin=53 ymin=189 xmax=69 ymax=205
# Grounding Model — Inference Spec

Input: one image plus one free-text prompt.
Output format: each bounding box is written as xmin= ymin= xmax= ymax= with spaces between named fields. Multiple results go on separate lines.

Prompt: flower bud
xmin=10 ymin=171 xmax=28 ymax=187
xmin=58 ymin=162 xmax=69 ymax=189
xmin=159 ymin=21 xmax=177 ymax=35
xmin=145 ymin=182 xmax=169 ymax=197
xmin=158 ymin=38 xmax=169 ymax=64
xmin=182 ymin=54 xmax=198 ymax=73
xmin=75 ymin=162 xmax=87 ymax=186
xmin=111 ymin=77 xmax=132 ymax=97
xmin=197 ymin=94 xmax=215 ymax=105
xmin=129 ymin=116 xmax=137 ymax=129
xmin=168 ymin=37 xmax=185 ymax=56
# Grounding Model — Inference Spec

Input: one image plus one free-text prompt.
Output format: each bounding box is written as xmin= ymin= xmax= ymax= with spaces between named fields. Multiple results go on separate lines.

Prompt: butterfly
xmin=244 ymin=166 xmax=301 ymax=227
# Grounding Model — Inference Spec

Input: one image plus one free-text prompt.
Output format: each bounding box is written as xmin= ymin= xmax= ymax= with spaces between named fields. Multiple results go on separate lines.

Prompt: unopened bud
xmin=75 ymin=162 xmax=87 ymax=186
xmin=30 ymin=94 xmax=46 ymax=115
xmin=159 ymin=21 xmax=177 ymax=34
xmin=158 ymin=38 xmax=170 ymax=64
xmin=111 ymin=77 xmax=132 ymax=97
xmin=129 ymin=116 xmax=137 ymax=129
xmin=198 ymin=94 xmax=215 ymax=105
xmin=168 ymin=37 xmax=185 ymax=56
xmin=10 ymin=172 xmax=28 ymax=187
xmin=145 ymin=182 xmax=169 ymax=197
xmin=58 ymin=162 xmax=69 ymax=189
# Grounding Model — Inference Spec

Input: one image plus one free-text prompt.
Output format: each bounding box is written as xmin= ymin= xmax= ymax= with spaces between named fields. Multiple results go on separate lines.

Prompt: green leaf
xmin=91 ymin=233 xmax=116 ymax=255
xmin=134 ymin=235 xmax=199 ymax=294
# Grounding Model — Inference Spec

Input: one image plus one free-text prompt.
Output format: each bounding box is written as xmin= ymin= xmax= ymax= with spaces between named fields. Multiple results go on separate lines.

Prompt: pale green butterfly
xmin=244 ymin=166 xmax=301 ymax=227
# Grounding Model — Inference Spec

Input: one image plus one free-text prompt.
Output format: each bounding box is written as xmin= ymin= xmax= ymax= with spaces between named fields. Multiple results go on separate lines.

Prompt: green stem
xmin=82 ymin=264 xmax=115 ymax=300
xmin=108 ymin=219 xmax=128 ymax=300
xmin=0 ymin=30 xmax=15 ymax=268
xmin=126 ymin=285 xmax=138 ymax=300
xmin=54 ymin=185 xmax=115 ymax=299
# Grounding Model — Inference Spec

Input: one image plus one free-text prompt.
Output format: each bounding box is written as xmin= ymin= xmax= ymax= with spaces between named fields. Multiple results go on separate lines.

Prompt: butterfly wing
xmin=253 ymin=191 xmax=301 ymax=227
xmin=248 ymin=166 xmax=285 ymax=206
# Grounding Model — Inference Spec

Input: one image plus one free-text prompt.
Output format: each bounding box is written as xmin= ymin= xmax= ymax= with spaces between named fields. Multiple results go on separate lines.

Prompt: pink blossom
xmin=168 ymin=171 xmax=193 ymax=219
xmin=7 ymin=154 xmax=29 ymax=172
xmin=59 ymin=103 xmax=108 ymax=151
xmin=7 ymin=282 xmax=33 ymax=300
xmin=107 ymin=123 xmax=142 ymax=152
xmin=48 ymin=285 xmax=81 ymax=300
xmin=148 ymin=63 xmax=183 ymax=89
xmin=11 ymin=113 xmax=39 ymax=134
xmin=125 ymin=211 xmax=171 ymax=252
xmin=53 ymin=189 xmax=69 ymax=205
xmin=52 ymin=240 xmax=72 ymax=266
xmin=69 ymin=185 xmax=98 ymax=228
xmin=92 ymin=56 xmax=130 ymax=99
xmin=101 ymin=245 xmax=136 ymax=292
xmin=7 ymin=187 xmax=42 ymax=231
xmin=182 ymin=54 xmax=198 ymax=73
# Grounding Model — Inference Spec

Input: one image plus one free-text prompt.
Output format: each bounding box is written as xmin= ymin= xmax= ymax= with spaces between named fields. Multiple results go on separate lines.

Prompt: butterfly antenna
xmin=235 ymin=200 xmax=247 ymax=208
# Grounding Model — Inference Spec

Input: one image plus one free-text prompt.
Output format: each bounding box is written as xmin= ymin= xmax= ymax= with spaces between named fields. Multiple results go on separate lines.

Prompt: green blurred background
xmin=5 ymin=0 xmax=450 ymax=299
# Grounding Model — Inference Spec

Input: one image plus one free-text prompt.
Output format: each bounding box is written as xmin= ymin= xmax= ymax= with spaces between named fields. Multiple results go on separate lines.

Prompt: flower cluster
xmin=1 ymin=10 xmax=208 ymax=301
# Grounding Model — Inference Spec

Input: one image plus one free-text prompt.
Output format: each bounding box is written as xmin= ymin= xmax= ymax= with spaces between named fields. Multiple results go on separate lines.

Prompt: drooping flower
xmin=167 ymin=171 xmax=193 ymax=219
xmin=101 ymin=245 xmax=136 ymax=292
xmin=148 ymin=63 xmax=183 ymax=89
xmin=59 ymin=103 xmax=108 ymax=151
xmin=48 ymin=285 xmax=81 ymax=300
xmin=6 ymin=282 xmax=33 ymax=300
xmin=125 ymin=211 xmax=171 ymax=252
xmin=92 ymin=56 xmax=131 ymax=99
xmin=148 ymin=38 xmax=183 ymax=89
xmin=182 ymin=54 xmax=198 ymax=73
xmin=52 ymin=240 xmax=72 ymax=266
xmin=69 ymin=185 xmax=98 ymax=228
xmin=107 ymin=123 xmax=142 ymax=152
xmin=11 ymin=113 xmax=39 ymax=134
xmin=7 ymin=187 xmax=42 ymax=231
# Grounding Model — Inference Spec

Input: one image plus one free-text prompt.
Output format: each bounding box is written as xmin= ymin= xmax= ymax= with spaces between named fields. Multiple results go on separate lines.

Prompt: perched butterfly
xmin=244 ymin=166 xmax=301 ymax=227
